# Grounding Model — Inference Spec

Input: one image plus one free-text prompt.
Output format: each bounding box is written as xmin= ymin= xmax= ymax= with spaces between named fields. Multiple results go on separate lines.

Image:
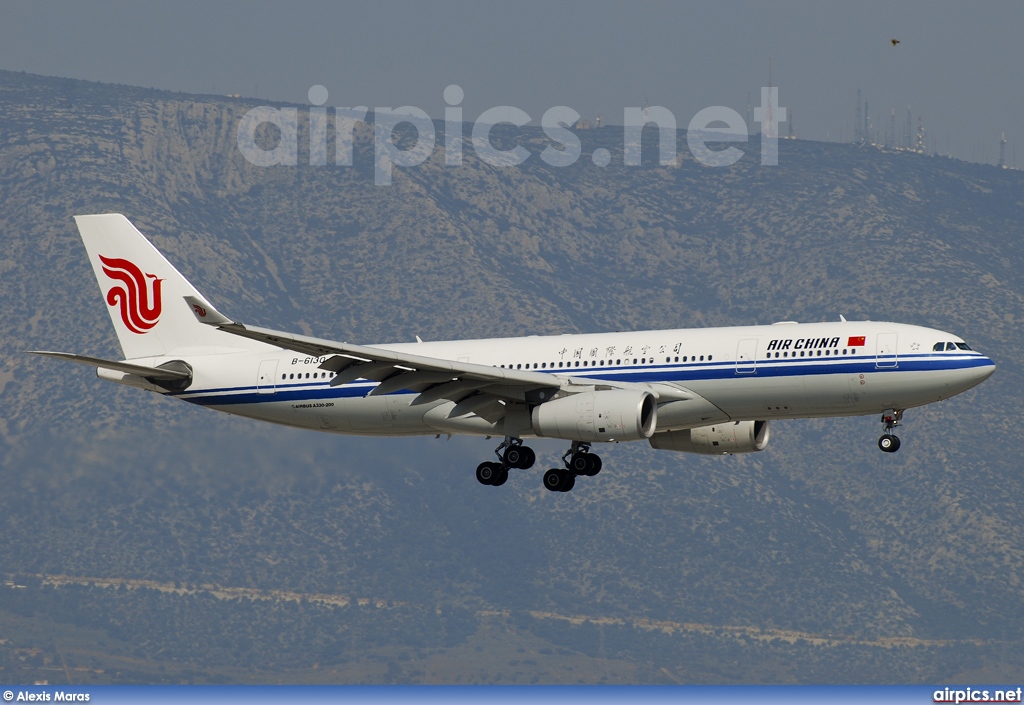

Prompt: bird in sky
xmin=891 ymin=38 xmax=901 ymax=46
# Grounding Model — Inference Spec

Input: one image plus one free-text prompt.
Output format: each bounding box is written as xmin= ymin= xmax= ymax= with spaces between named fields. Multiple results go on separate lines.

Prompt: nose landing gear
xmin=878 ymin=409 xmax=903 ymax=453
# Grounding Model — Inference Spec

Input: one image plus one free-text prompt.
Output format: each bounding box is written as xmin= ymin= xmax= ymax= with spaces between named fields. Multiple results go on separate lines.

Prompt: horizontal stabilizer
xmin=28 ymin=351 xmax=191 ymax=381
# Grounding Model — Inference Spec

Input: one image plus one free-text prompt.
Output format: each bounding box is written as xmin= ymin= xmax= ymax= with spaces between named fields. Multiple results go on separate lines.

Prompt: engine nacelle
xmin=649 ymin=420 xmax=770 ymax=455
xmin=531 ymin=389 xmax=657 ymax=442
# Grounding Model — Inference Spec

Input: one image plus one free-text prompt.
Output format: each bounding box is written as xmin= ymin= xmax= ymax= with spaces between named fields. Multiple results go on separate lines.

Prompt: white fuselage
xmin=120 ymin=320 xmax=994 ymax=439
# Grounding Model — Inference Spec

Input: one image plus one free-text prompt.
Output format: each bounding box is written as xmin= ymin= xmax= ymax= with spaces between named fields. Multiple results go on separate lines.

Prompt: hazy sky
xmin=1 ymin=0 xmax=1021 ymax=165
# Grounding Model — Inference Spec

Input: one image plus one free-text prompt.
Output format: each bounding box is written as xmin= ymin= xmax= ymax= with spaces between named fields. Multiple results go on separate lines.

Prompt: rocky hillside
xmin=0 ymin=69 xmax=1022 ymax=683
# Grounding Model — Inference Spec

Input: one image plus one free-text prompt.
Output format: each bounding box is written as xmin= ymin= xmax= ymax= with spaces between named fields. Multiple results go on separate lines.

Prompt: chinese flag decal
xmin=847 ymin=336 xmax=866 ymax=347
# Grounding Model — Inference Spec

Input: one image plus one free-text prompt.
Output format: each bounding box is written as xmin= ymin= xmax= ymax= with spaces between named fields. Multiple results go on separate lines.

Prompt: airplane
xmin=32 ymin=214 xmax=996 ymax=492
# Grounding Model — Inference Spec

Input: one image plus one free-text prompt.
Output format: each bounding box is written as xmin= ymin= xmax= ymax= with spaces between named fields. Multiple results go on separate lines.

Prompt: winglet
xmin=184 ymin=296 xmax=233 ymax=325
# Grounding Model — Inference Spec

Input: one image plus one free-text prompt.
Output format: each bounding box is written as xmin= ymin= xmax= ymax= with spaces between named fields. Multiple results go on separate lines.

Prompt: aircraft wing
xmin=184 ymin=297 xmax=566 ymax=405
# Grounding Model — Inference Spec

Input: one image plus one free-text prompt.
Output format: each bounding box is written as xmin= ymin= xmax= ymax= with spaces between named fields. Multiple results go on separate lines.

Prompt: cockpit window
xmin=955 ymin=342 xmax=972 ymax=351
xmin=933 ymin=342 xmax=945 ymax=351
xmin=946 ymin=342 xmax=958 ymax=351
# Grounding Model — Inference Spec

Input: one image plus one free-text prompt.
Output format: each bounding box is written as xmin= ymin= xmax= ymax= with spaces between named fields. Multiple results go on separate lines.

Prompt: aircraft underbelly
xmin=690 ymin=369 xmax=961 ymax=420
xmin=688 ymin=375 xmax=811 ymax=418
xmin=209 ymin=395 xmax=438 ymax=436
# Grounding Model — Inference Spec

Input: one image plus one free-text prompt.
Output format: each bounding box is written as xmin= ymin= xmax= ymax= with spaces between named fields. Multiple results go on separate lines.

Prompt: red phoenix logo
xmin=100 ymin=255 xmax=163 ymax=334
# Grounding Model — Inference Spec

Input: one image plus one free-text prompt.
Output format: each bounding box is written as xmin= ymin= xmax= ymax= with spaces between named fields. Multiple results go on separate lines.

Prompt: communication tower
xmin=999 ymin=133 xmax=1007 ymax=167
xmin=854 ymin=89 xmax=862 ymax=144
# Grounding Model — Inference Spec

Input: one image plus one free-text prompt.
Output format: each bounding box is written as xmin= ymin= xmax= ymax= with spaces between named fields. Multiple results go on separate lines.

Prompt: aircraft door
xmin=875 ymin=333 xmax=898 ymax=368
xmin=735 ymin=339 xmax=758 ymax=374
xmin=257 ymin=359 xmax=279 ymax=394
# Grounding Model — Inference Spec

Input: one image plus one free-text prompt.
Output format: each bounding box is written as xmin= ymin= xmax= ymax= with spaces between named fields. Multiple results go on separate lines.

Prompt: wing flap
xmin=369 ymin=370 xmax=456 ymax=397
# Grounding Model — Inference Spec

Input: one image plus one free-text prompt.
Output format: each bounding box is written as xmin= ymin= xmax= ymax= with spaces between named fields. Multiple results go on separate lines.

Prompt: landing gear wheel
xmin=567 ymin=452 xmax=590 ymax=474
xmin=503 ymin=446 xmax=525 ymax=468
xmin=878 ymin=434 xmax=901 ymax=453
xmin=543 ymin=468 xmax=575 ymax=492
xmin=584 ymin=454 xmax=602 ymax=476
xmin=503 ymin=445 xmax=536 ymax=470
xmin=520 ymin=446 xmax=536 ymax=470
xmin=476 ymin=461 xmax=501 ymax=485
xmin=491 ymin=468 xmax=509 ymax=486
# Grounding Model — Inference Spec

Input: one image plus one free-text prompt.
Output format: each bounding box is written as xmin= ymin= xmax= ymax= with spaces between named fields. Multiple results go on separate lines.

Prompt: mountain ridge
xmin=0 ymin=68 xmax=1021 ymax=683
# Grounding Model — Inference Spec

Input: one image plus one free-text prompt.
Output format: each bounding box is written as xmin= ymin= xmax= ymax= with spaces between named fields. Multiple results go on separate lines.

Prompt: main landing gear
xmin=878 ymin=409 xmax=903 ymax=453
xmin=476 ymin=437 xmax=536 ymax=487
xmin=475 ymin=439 xmax=602 ymax=493
xmin=542 ymin=443 xmax=601 ymax=492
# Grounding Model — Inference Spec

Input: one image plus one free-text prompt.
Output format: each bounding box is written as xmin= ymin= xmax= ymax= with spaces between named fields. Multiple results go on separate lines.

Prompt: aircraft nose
xmin=975 ymin=357 xmax=996 ymax=382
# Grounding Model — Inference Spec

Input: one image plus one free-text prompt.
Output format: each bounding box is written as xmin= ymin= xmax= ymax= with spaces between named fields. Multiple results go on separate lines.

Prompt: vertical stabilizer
xmin=74 ymin=214 xmax=251 ymax=359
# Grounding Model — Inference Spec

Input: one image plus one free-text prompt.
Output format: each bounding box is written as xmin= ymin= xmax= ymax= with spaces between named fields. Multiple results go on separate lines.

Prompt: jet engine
xmin=531 ymin=389 xmax=657 ymax=442
xmin=648 ymin=420 xmax=769 ymax=455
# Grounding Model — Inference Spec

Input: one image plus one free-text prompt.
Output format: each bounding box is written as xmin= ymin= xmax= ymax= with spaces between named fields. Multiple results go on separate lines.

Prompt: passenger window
xmin=700 ymin=355 xmax=705 ymax=361
xmin=708 ymin=355 xmax=712 ymax=361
